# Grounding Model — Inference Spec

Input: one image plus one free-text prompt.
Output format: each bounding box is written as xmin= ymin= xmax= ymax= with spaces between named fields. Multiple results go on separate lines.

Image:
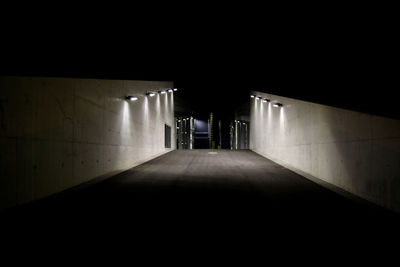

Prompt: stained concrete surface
xmin=1 ymin=150 xmax=399 ymax=258
xmin=250 ymin=91 xmax=400 ymax=213
xmin=0 ymin=76 xmax=175 ymax=210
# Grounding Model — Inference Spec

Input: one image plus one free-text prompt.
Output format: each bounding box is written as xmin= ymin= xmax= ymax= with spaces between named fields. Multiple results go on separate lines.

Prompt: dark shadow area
xmin=1 ymin=6 xmax=398 ymax=121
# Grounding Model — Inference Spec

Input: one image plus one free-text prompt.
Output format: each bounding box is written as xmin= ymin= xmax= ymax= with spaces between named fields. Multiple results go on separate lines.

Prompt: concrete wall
xmin=0 ymin=76 xmax=175 ymax=210
xmin=250 ymin=91 xmax=400 ymax=212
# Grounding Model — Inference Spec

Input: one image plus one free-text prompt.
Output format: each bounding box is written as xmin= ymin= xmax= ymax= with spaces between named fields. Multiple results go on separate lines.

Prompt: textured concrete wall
xmin=0 ymin=76 xmax=175 ymax=210
xmin=250 ymin=91 xmax=400 ymax=212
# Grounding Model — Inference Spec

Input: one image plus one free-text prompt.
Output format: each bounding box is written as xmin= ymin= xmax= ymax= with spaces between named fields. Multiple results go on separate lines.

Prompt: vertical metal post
xmin=218 ymin=120 xmax=221 ymax=149
xmin=235 ymin=120 xmax=238 ymax=150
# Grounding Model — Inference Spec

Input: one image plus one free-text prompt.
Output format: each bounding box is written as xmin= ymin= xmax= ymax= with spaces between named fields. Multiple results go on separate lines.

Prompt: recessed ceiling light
xmin=126 ymin=96 xmax=138 ymax=101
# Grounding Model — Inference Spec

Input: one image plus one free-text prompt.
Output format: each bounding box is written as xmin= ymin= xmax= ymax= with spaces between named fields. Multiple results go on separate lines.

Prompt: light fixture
xmin=146 ymin=92 xmax=156 ymax=97
xmin=126 ymin=96 xmax=138 ymax=101
xmin=263 ymin=98 xmax=270 ymax=103
xmin=256 ymin=96 xmax=261 ymax=100
xmin=159 ymin=90 xmax=166 ymax=94
xmin=168 ymin=89 xmax=173 ymax=93
xmin=173 ymin=88 xmax=178 ymax=91
xmin=273 ymin=103 xmax=283 ymax=107
xmin=250 ymin=95 xmax=255 ymax=98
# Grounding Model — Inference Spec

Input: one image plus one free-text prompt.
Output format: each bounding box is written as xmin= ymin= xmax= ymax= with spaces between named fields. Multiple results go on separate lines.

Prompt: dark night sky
xmin=1 ymin=11 xmax=398 ymax=119
xmin=2 ymin=51 xmax=397 ymax=119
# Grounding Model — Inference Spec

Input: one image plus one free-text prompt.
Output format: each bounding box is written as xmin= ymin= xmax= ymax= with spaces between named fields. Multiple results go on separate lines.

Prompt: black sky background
xmin=1 ymin=8 xmax=398 ymax=119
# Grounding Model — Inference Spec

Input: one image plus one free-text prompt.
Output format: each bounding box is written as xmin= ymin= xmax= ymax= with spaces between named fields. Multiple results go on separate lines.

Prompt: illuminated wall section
xmin=250 ymin=91 xmax=400 ymax=212
xmin=0 ymin=76 xmax=175 ymax=210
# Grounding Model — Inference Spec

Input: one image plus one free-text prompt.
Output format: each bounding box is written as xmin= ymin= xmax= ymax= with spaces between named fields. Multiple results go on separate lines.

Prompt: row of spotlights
xmin=150 ymin=88 xmax=177 ymax=96
xmin=126 ymin=88 xmax=177 ymax=101
xmin=250 ymin=95 xmax=283 ymax=107
xmin=159 ymin=88 xmax=178 ymax=94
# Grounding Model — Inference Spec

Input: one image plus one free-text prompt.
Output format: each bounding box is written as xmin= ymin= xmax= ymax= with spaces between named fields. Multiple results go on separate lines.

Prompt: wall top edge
xmin=0 ymin=75 xmax=174 ymax=85
xmin=250 ymin=90 xmax=400 ymax=121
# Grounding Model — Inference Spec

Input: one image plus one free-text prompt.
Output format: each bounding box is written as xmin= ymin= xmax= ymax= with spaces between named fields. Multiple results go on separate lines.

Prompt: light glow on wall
xmin=155 ymin=92 xmax=161 ymax=127
xmin=267 ymin=98 xmax=272 ymax=122
xmin=279 ymin=103 xmax=285 ymax=137
xmin=121 ymin=101 xmax=132 ymax=144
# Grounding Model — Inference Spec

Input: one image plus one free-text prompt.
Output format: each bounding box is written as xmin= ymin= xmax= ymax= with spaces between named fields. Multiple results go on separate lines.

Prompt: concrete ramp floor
xmin=2 ymin=150 xmax=399 ymax=255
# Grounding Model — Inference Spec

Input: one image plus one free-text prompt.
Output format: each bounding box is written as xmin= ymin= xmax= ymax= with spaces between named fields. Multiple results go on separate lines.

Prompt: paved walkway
xmin=2 ymin=150 xmax=399 ymax=252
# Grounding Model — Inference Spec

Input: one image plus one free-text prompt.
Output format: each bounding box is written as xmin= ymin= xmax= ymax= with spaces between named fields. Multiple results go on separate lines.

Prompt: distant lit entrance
xmin=176 ymin=113 xmax=249 ymax=150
